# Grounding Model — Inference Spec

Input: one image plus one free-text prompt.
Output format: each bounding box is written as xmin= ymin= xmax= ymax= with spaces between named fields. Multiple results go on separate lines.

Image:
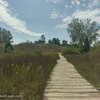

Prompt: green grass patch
xmin=62 ymin=47 xmax=80 ymax=55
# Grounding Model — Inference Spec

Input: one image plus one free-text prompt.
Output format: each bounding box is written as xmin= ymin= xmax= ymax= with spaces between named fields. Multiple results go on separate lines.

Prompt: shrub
xmin=33 ymin=49 xmax=42 ymax=55
xmin=62 ymin=47 xmax=80 ymax=55
xmin=89 ymin=46 xmax=100 ymax=55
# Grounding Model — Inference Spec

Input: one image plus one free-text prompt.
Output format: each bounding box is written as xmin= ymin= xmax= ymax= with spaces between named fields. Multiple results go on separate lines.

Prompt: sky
xmin=0 ymin=0 xmax=100 ymax=44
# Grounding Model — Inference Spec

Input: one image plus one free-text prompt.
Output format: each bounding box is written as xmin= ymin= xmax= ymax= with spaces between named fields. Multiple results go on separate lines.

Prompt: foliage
xmin=62 ymin=47 xmax=80 ymax=55
xmin=4 ymin=40 xmax=14 ymax=53
xmin=0 ymin=28 xmax=14 ymax=53
xmin=94 ymin=41 xmax=100 ymax=47
xmin=35 ymin=35 xmax=45 ymax=44
xmin=89 ymin=44 xmax=100 ymax=54
xmin=67 ymin=18 xmax=100 ymax=52
xmin=40 ymin=35 xmax=45 ymax=43
xmin=0 ymin=28 xmax=12 ymax=43
xmin=62 ymin=40 xmax=68 ymax=46
xmin=48 ymin=39 xmax=52 ymax=44
xmin=48 ymin=38 xmax=60 ymax=46
xmin=33 ymin=49 xmax=42 ymax=55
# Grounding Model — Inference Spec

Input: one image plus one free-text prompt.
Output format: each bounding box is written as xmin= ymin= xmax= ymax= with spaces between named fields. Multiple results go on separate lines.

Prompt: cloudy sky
xmin=0 ymin=0 xmax=100 ymax=44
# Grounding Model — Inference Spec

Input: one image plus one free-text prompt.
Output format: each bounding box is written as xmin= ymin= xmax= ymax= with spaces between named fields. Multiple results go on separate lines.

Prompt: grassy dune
xmin=14 ymin=43 xmax=62 ymax=53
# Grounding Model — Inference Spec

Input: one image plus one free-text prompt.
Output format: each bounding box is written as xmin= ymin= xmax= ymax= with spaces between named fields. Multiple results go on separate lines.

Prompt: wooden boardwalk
xmin=44 ymin=54 xmax=100 ymax=100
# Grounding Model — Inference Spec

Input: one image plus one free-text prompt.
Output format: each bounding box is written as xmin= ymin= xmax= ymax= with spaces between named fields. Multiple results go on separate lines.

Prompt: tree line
xmin=35 ymin=35 xmax=68 ymax=46
xmin=34 ymin=18 xmax=100 ymax=53
xmin=0 ymin=18 xmax=100 ymax=53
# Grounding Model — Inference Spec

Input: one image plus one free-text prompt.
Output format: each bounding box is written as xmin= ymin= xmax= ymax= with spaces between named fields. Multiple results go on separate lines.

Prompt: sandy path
xmin=44 ymin=54 xmax=100 ymax=100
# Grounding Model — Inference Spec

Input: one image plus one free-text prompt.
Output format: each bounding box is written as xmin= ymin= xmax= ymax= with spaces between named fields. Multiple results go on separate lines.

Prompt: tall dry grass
xmin=0 ymin=53 xmax=59 ymax=100
xmin=65 ymin=54 xmax=100 ymax=90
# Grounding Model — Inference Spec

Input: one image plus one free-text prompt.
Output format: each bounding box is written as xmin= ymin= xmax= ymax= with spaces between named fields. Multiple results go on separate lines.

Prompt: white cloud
xmin=56 ymin=8 xmax=100 ymax=28
xmin=65 ymin=4 xmax=73 ymax=8
xmin=71 ymin=0 xmax=80 ymax=6
xmin=65 ymin=0 xmax=81 ymax=9
xmin=56 ymin=23 xmax=68 ymax=28
xmin=82 ymin=3 xmax=86 ymax=7
xmin=46 ymin=0 xmax=62 ymax=4
xmin=49 ymin=9 xmax=63 ymax=19
xmin=88 ymin=0 xmax=99 ymax=9
xmin=0 ymin=0 xmax=42 ymax=36
xmin=72 ymin=9 xmax=100 ymax=21
xmin=62 ymin=16 xmax=73 ymax=23
xmin=75 ymin=0 xmax=80 ymax=5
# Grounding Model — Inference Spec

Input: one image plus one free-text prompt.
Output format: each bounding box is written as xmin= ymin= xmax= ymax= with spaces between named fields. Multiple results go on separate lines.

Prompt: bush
xmin=89 ymin=46 xmax=100 ymax=55
xmin=33 ymin=49 xmax=42 ymax=55
xmin=62 ymin=47 xmax=80 ymax=55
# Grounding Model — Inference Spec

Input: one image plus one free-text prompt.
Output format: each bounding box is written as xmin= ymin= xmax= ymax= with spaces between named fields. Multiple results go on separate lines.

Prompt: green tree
xmin=40 ymin=35 xmax=45 ymax=43
xmin=48 ymin=39 xmax=52 ymax=44
xmin=4 ymin=40 xmax=14 ymax=53
xmin=35 ymin=35 xmax=46 ymax=44
xmin=62 ymin=40 xmax=68 ymax=46
xmin=67 ymin=18 xmax=100 ymax=52
xmin=0 ymin=28 xmax=12 ymax=43
xmin=0 ymin=27 xmax=14 ymax=53
xmin=52 ymin=38 xmax=60 ymax=46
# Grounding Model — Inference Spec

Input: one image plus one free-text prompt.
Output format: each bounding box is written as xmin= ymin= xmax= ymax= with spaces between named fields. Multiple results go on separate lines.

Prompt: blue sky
xmin=0 ymin=0 xmax=100 ymax=44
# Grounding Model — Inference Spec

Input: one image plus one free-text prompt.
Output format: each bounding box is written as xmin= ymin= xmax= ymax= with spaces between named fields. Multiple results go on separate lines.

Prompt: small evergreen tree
xmin=84 ymin=38 xmax=90 ymax=52
xmin=52 ymin=38 xmax=60 ymax=46
xmin=62 ymin=40 xmax=68 ymax=46
xmin=0 ymin=28 xmax=14 ymax=53
xmin=48 ymin=39 xmax=52 ymax=44
xmin=4 ymin=40 xmax=14 ymax=53
xmin=40 ymin=35 xmax=45 ymax=43
xmin=35 ymin=35 xmax=46 ymax=44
